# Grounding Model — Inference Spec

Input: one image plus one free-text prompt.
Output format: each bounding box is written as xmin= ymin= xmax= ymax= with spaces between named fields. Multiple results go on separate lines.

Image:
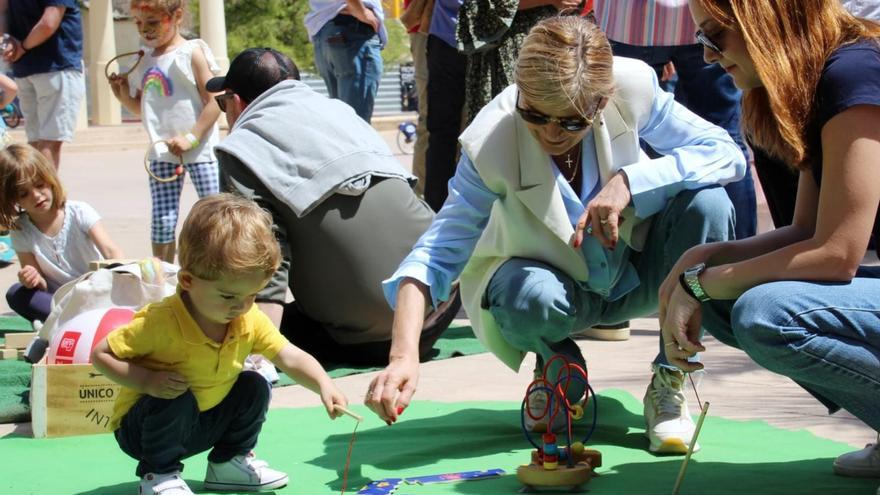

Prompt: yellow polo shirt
xmin=106 ymin=290 xmax=289 ymax=430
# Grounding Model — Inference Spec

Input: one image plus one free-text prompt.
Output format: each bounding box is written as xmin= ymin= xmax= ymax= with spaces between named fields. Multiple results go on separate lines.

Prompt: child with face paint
xmin=109 ymin=0 xmax=221 ymax=264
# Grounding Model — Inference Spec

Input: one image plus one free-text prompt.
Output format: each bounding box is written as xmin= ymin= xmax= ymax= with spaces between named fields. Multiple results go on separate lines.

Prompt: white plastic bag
xmin=25 ymin=259 xmax=178 ymax=362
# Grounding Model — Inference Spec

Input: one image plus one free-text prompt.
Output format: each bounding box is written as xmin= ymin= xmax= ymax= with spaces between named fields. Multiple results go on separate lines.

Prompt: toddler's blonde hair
xmin=178 ymin=193 xmax=281 ymax=280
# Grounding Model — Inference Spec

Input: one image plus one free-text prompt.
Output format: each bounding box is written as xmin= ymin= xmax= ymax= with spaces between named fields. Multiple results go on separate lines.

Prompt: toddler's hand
xmin=166 ymin=135 xmax=192 ymax=156
xmin=144 ymin=371 xmax=188 ymax=400
xmin=321 ymin=383 xmax=348 ymax=420
xmin=108 ymin=74 xmax=129 ymax=99
xmin=18 ymin=266 xmax=46 ymax=291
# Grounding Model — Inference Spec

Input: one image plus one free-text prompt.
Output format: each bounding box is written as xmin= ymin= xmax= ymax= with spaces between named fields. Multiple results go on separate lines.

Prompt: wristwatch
xmin=681 ymin=263 xmax=711 ymax=302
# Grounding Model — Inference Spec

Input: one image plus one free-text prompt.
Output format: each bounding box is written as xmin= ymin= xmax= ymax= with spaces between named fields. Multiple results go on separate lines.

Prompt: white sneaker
xmin=643 ymin=364 xmax=699 ymax=454
xmin=139 ymin=472 xmax=193 ymax=495
xmin=204 ymin=452 xmax=289 ymax=491
xmin=833 ymin=438 xmax=880 ymax=478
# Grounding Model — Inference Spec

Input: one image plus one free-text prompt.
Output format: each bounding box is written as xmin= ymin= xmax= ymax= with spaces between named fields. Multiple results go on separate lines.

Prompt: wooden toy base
xmin=517 ymin=463 xmax=594 ymax=492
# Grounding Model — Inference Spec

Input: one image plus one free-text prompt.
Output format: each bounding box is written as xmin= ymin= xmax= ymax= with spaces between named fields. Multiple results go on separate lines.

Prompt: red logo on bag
xmin=54 ymin=331 xmax=81 ymax=364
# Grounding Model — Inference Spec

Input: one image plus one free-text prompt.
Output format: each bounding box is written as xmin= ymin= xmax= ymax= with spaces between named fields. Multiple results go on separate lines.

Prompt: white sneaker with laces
xmin=833 ymin=438 xmax=880 ymax=478
xmin=204 ymin=452 xmax=289 ymax=491
xmin=643 ymin=364 xmax=699 ymax=454
xmin=139 ymin=472 xmax=193 ymax=495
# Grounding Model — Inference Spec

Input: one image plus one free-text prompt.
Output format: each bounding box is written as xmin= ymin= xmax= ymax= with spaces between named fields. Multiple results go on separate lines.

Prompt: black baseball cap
xmin=206 ymin=47 xmax=300 ymax=103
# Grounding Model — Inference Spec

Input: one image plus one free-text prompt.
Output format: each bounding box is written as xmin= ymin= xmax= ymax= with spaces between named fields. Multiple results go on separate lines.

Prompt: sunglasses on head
xmin=515 ymin=100 xmax=599 ymax=132
xmin=215 ymin=92 xmax=235 ymax=113
xmin=695 ymin=29 xmax=722 ymax=53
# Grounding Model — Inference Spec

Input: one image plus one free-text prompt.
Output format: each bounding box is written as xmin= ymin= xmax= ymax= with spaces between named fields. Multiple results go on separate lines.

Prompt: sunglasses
xmin=215 ymin=92 xmax=235 ymax=113
xmin=695 ymin=29 xmax=722 ymax=53
xmin=515 ymin=99 xmax=599 ymax=132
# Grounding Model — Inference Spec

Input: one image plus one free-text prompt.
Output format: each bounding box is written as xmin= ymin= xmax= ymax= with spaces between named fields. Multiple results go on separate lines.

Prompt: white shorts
xmin=16 ymin=68 xmax=85 ymax=142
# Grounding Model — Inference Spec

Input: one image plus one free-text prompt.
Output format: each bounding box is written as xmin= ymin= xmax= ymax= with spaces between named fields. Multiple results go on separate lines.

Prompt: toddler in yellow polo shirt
xmin=92 ymin=193 xmax=348 ymax=495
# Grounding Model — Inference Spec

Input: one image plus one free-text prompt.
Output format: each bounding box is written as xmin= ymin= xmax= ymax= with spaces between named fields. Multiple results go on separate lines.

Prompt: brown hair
xmin=178 ymin=193 xmax=281 ymax=280
xmin=0 ymin=144 xmax=66 ymax=230
xmin=515 ymin=16 xmax=615 ymax=118
xmin=695 ymin=0 xmax=880 ymax=169
xmin=130 ymin=0 xmax=187 ymax=16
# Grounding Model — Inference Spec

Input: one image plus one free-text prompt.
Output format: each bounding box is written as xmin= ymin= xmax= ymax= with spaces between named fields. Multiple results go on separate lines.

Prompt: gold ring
xmin=600 ymin=217 xmax=609 ymax=225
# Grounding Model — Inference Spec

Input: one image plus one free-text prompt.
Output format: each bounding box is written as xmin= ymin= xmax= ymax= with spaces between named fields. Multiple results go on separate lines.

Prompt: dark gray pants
xmin=115 ymin=371 xmax=269 ymax=477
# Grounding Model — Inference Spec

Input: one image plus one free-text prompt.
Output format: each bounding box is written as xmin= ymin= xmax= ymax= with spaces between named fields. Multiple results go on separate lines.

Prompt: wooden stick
xmin=334 ymin=405 xmax=363 ymax=422
xmin=672 ymin=401 xmax=709 ymax=495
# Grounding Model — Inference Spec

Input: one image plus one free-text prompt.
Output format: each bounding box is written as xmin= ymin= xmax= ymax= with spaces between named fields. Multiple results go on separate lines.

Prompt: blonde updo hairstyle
xmin=515 ymin=16 xmax=615 ymax=119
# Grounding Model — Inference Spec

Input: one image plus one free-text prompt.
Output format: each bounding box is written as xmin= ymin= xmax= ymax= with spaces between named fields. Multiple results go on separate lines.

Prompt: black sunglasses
xmin=695 ymin=29 xmax=722 ymax=53
xmin=215 ymin=92 xmax=235 ymax=113
xmin=515 ymin=100 xmax=599 ymax=132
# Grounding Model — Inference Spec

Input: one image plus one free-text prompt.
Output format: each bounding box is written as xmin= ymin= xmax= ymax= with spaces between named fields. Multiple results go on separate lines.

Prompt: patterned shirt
xmin=593 ymin=0 xmax=696 ymax=47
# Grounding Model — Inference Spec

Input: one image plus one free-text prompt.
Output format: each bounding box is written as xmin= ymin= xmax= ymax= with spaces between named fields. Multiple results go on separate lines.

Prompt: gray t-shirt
xmin=11 ymin=200 xmax=102 ymax=291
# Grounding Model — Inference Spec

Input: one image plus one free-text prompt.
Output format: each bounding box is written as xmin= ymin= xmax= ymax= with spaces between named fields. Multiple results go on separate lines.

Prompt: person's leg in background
xmin=149 ymin=162 xmax=186 ymax=262
xmin=332 ymin=25 xmax=383 ymax=123
xmin=27 ymin=69 xmax=85 ymax=170
xmin=312 ymin=18 xmax=383 ymax=122
xmin=671 ymin=44 xmax=757 ymax=240
xmin=424 ymin=34 xmax=467 ymax=212
xmin=410 ymin=31 xmax=430 ymax=196
xmin=750 ymin=143 xmax=798 ymax=228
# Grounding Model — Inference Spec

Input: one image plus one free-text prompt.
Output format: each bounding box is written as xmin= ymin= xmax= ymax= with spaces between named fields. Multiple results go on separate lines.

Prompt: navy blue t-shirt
xmin=809 ymin=39 xmax=880 ymax=254
xmin=8 ymin=0 xmax=83 ymax=78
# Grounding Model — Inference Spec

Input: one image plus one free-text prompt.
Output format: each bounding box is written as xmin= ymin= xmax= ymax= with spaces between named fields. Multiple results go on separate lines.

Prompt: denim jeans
xmin=115 ymin=371 xmax=270 ymax=477
xmin=701 ymin=265 xmax=880 ymax=431
xmin=313 ymin=16 xmax=383 ymax=122
xmin=485 ymin=186 xmax=735 ymax=398
xmin=610 ymin=41 xmax=757 ymax=241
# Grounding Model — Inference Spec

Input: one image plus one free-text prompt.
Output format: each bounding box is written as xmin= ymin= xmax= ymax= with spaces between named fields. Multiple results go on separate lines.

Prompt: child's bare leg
xmin=152 ymin=241 xmax=175 ymax=263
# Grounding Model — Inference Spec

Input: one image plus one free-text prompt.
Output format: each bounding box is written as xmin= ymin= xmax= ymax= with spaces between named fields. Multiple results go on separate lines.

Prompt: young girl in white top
xmin=0 ymin=144 xmax=123 ymax=322
xmin=109 ymin=0 xmax=221 ymax=263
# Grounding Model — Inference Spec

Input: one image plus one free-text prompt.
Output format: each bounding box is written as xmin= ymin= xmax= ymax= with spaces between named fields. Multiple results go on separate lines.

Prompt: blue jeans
xmin=701 ymin=265 xmax=880 ymax=431
xmin=610 ymin=41 xmax=757 ymax=241
xmin=313 ymin=15 xmax=383 ymax=122
xmin=486 ymin=186 xmax=735 ymax=398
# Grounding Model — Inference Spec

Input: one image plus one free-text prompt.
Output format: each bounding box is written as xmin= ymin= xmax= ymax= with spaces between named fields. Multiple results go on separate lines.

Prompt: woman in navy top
xmin=662 ymin=0 xmax=880 ymax=484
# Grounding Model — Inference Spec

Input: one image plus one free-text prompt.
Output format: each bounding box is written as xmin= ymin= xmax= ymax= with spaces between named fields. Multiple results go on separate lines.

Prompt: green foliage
xmin=190 ymin=0 xmax=411 ymax=74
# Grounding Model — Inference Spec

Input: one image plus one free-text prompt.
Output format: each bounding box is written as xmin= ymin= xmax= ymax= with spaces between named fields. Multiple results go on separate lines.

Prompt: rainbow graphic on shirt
xmin=141 ymin=67 xmax=173 ymax=97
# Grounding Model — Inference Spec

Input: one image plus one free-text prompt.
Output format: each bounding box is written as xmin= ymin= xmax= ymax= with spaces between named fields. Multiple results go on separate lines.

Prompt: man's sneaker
xmin=833 ymin=438 xmax=880 ymax=478
xmin=204 ymin=452 xmax=289 ymax=491
xmin=139 ymin=472 xmax=193 ymax=495
xmin=643 ymin=364 xmax=699 ymax=454
xmin=574 ymin=321 xmax=630 ymax=341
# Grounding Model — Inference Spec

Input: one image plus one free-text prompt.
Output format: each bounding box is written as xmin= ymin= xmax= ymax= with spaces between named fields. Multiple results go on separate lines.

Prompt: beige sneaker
xmin=643 ymin=364 xmax=699 ymax=454
xmin=574 ymin=322 xmax=630 ymax=341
